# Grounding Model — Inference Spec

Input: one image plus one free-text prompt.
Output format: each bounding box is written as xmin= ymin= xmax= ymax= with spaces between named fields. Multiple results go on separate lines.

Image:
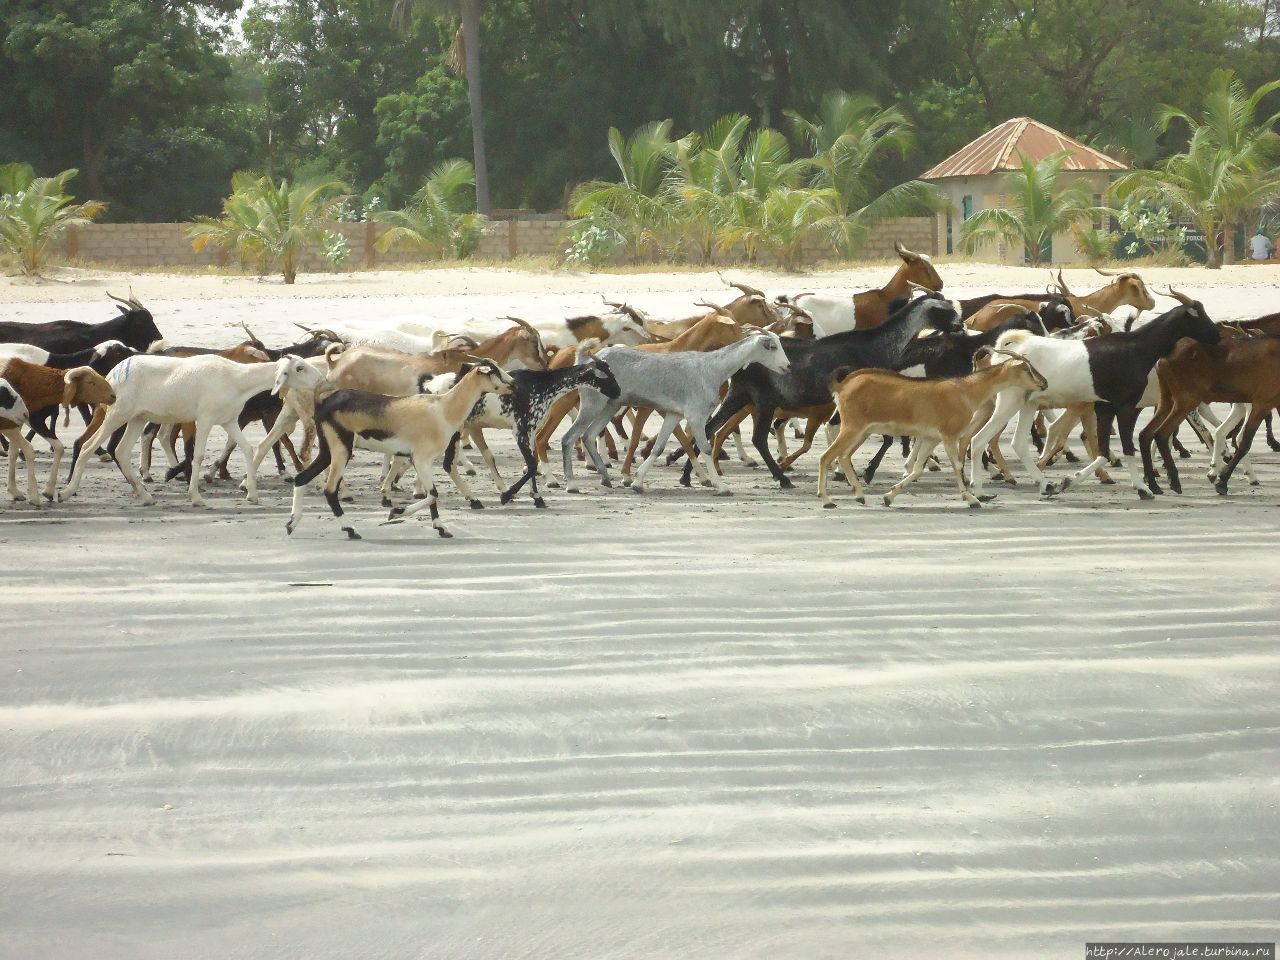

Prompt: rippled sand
xmin=2 ymin=264 xmax=1278 ymax=958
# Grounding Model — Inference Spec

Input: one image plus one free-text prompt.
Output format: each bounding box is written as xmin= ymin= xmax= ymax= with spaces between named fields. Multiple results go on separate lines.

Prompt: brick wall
xmin=62 ymin=215 xmax=935 ymax=270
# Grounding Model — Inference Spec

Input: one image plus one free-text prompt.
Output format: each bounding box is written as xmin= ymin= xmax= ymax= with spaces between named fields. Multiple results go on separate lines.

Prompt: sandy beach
xmin=1 ymin=261 xmax=1278 ymax=959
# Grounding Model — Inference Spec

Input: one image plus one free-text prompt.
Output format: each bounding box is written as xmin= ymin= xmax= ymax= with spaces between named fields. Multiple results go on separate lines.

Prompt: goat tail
xmin=575 ymin=337 xmax=602 ymax=364
xmin=324 ymin=342 xmax=346 ymax=369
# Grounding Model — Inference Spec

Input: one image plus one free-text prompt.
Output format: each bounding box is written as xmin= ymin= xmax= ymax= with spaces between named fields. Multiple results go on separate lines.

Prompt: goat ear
xmin=61 ymin=369 xmax=81 ymax=426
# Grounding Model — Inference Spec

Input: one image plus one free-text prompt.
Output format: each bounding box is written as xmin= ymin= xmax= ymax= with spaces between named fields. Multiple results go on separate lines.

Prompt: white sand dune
xmin=1 ymin=263 xmax=1277 ymax=958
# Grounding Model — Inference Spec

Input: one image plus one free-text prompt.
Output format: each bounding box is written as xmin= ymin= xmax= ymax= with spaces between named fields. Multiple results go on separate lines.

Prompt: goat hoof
xmin=1003 ymin=476 xmax=1017 ymax=486
xmin=978 ymin=494 xmax=996 ymax=502
xmin=969 ymin=500 xmax=983 ymax=509
xmin=679 ymin=476 xmax=692 ymax=488
xmin=388 ymin=506 xmax=406 ymax=519
xmin=469 ymin=499 xmax=484 ymax=510
xmin=1147 ymin=481 xmax=1163 ymax=496
xmin=822 ymin=501 xmax=836 ymax=509
xmin=381 ymin=497 xmax=392 ymax=508
xmin=1178 ymin=450 xmax=1191 ymax=460
xmin=1170 ymin=482 xmax=1183 ymax=494
xmin=499 ymin=491 xmax=514 ymax=505
xmin=712 ymin=487 xmax=732 ymax=497
xmin=546 ymin=479 xmax=561 ymax=489
xmin=881 ymin=495 xmax=892 ymax=507
xmin=412 ymin=492 xmax=426 ymax=501
xmin=342 ymin=495 xmax=355 ymax=503
xmin=436 ymin=527 xmax=453 ymax=539
xmin=631 ymin=485 xmax=646 ymax=495
xmin=1044 ymin=481 xmax=1062 ymax=497
xmin=1249 ymin=479 xmax=1260 ymax=487
xmin=600 ymin=477 xmax=613 ymax=489
xmin=778 ymin=476 xmax=794 ymax=490
xmin=1063 ymin=451 xmax=1080 ymax=464
xmin=464 ymin=468 xmax=476 ymax=477
xmin=533 ymin=498 xmax=547 ymax=508
xmin=343 ymin=526 xmax=362 ymax=540
xmin=1137 ymin=488 xmax=1154 ymax=501
xmin=1214 ymin=481 xmax=1229 ymax=496
xmin=286 ymin=521 xmax=297 ymax=536
xmin=1099 ymin=476 xmax=1116 ymax=485
xmin=855 ymin=495 xmax=866 ymax=505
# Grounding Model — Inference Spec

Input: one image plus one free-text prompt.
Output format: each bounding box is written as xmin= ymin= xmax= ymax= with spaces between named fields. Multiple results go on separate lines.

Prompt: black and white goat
xmin=423 ymin=360 xmax=622 ymax=509
xmin=968 ymin=293 xmax=1221 ymax=499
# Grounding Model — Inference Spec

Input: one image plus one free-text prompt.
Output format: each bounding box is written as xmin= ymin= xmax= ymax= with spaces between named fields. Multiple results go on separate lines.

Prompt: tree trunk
xmin=1222 ymin=218 xmax=1236 ymax=265
xmin=81 ymin=114 xmax=104 ymax=199
xmin=283 ymin=250 xmax=297 ymax=284
xmin=1205 ymin=219 xmax=1222 ymax=269
xmin=461 ymin=0 xmax=491 ymax=215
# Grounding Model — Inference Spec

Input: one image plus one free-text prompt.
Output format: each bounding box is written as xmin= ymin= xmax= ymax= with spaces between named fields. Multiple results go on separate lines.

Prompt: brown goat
xmin=1140 ymin=333 xmax=1280 ymax=496
xmin=0 ymin=359 xmax=116 ymax=503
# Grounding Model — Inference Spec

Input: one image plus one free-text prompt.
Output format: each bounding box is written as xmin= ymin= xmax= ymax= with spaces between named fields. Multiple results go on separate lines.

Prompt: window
xmin=961 ymin=195 xmax=973 ymax=220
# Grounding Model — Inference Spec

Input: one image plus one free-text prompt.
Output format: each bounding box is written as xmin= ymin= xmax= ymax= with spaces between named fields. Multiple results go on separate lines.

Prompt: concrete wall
xmin=930 ymin=171 xmax=1116 ymax=264
xmin=61 ymin=214 xmax=937 ymax=270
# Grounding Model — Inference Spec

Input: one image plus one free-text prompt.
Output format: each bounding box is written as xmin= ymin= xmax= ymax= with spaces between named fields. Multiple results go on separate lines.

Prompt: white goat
xmin=59 ymin=355 xmax=324 ymax=507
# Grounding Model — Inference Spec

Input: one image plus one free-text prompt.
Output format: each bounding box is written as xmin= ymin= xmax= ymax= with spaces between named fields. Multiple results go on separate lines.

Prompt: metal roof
xmin=920 ymin=117 xmax=1127 ymax=180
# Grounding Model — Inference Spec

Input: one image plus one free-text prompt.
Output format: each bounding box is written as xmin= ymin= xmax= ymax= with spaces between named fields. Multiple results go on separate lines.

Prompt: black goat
xmin=690 ymin=295 xmax=964 ymax=489
xmin=0 ymin=293 xmax=163 ymax=354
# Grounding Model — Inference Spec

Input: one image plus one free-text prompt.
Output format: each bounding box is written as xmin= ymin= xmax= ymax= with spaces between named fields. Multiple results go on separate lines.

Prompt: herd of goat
xmin=1 ymin=241 xmax=1278 ymax=539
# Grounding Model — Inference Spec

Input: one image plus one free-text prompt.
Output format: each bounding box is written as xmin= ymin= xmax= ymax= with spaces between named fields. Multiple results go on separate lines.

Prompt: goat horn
xmin=1166 ymin=286 xmax=1194 ymax=306
xmin=1055 ymin=269 xmax=1075 ymax=297
xmin=716 ymin=270 xmax=766 ymax=298
xmin=237 ymin=322 xmax=269 ymax=351
xmin=906 ymin=280 xmax=939 ymax=295
xmin=695 ymin=299 xmax=730 ymax=315
xmin=1094 ymin=266 xmax=1119 ymax=277
xmin=781 ymin=301 xmax=814 ymax=322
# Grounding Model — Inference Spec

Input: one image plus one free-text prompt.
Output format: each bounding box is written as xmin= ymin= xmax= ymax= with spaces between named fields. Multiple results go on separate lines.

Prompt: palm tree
xmin=667 ymin=113 xmax=752 ymax=263
xmin=787 ymin=91 xmax=942 ymax=256
xmin=570 ymin=121 xmax=684 ymax=262
xmin=1115 ymin=70 xmax=1280 ymax=267
xmin=393 ymin=0 xmax=491 ymax=214
xmin=958 ymin=150 xmax=1099 ymax=266
xmin=711 ymin=127 xmax=809 ymax=263
xmin=373 ymin=158 xmax=485 ymax=258
xmin=190 ymin=173 xmax=349 ymax=284
xmin=0 ymin=166 xmax=106 ymax=277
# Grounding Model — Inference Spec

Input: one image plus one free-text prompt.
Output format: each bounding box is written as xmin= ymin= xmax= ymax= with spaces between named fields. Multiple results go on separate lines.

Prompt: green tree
xmin=959 ymin=150 xmax=1100 ymax=265
xmin=0 ymin=166 xmax=106 ymax=276
xmin=787 ymin=90 xmax=942 ymax=256
xmin=1114 ymin=70 xmax=1280 ymax=267
xmin=373 ymin=158 xmax=485 ymax=258
xmin=190 ymin=173 xmax=349 ymax=283
xmin=0 ymin=0 xmax=244 ymax=212
xmin=570 ymin=121 xmax=683 ymax=261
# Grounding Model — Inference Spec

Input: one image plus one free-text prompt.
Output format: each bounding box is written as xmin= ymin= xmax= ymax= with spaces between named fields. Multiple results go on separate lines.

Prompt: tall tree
xmin=0 ymin=0 xmax=242 ymax=204
xmin=392 ymin=0 xmax=491 ymax=213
